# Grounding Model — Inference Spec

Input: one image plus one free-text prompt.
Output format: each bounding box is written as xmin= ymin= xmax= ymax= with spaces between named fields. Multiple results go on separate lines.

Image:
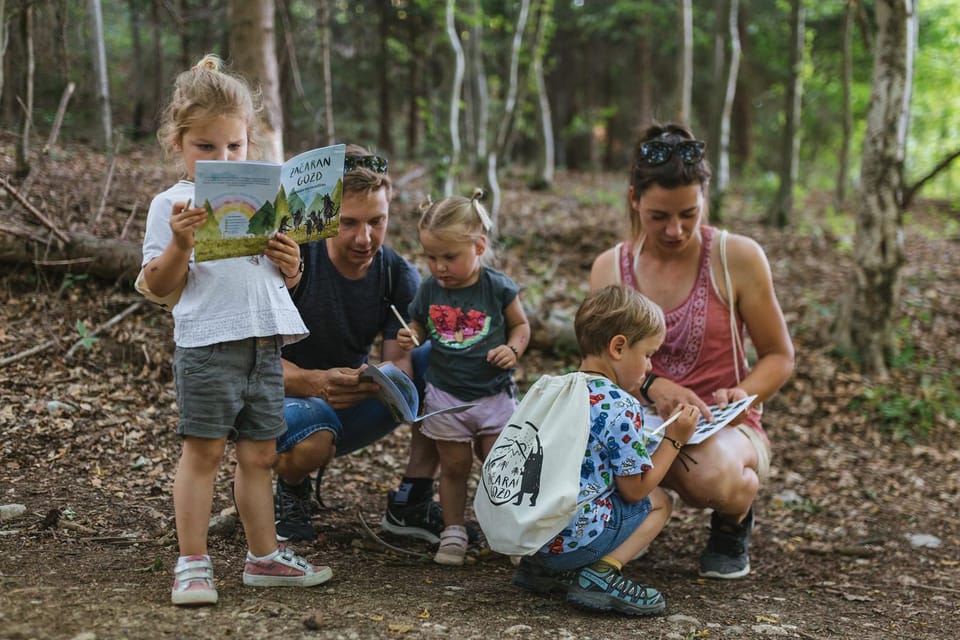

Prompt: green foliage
xmin=58 ymin=273 xmax=89 ymax=293
xmin=74 ymin=319 xmax=99 ymax=351
xmin=850 ymin=372 xmax=960 ymax=444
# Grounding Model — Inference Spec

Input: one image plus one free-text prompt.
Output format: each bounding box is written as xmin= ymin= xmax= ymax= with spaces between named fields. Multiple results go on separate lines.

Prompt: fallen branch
xmin=65 ymin=300 xmax=145 ymax=360
xmin=0 ymin=175 xmax=70 ymax=243
xmin=0 ymin=338 xmax=64 ymax=368
xmin=902 ymin=147 xmax=960 ymax=210
xmin=356 ymin=508 xmax=430 ymax=559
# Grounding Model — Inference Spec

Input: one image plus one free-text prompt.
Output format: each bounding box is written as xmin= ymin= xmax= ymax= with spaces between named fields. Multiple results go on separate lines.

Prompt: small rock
xmin=907 ymin=533 xmax=941 ymax=548
xmin=69 ymin=633 xmax=97 ymax=640
xmin=771 ymin=489 xmax=802 ymax=507
xmin=46 ymin=400 xmax=76 ymax=415
xmin=751 ymin=624 xmax=789 ymax=636
xmin=504 ymin=624 xmax=532 ymax=635
xmin=0 ymin=504 xmax=26 ymax=521
xmin=207 ymin=512 xmax=237 ymax=537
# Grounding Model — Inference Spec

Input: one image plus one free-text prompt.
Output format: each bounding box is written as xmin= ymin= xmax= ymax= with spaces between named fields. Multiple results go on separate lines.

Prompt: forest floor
xmin=0 ymin=141 xmax=958 ymax=640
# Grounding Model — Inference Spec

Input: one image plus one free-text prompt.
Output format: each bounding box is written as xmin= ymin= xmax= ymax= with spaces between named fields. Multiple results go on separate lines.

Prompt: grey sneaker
xmin=512 ymin=555 xmax=572 ymax=596
xmin=274 ymin=477 xmax=315 ymax=542
xmin=698 ymin=508 xmax=753 ymax=579
xmin=566 ymin=562 xmax=665 ymax=616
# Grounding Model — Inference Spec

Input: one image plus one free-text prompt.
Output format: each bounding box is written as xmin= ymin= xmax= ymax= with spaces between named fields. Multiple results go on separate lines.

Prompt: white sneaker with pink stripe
xmin=242 ymin=545 xmax=332 ymax=587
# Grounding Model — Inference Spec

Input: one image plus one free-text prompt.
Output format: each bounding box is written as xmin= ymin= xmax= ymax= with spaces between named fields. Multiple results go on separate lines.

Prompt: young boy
xmin=512 ymin=285 xmax=699 ymax=616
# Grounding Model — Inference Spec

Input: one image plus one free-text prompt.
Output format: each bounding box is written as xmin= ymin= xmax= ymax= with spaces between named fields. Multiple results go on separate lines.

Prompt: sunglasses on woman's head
xmin=344 ymin=154 xmax=388 ymax=174
xmin=638 ymin=140 xmax=706 ymax=166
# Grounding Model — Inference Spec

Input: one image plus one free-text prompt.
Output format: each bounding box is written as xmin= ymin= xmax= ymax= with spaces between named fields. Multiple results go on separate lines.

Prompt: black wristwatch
xmin=639 ymin=373 xmax=659 ymax=404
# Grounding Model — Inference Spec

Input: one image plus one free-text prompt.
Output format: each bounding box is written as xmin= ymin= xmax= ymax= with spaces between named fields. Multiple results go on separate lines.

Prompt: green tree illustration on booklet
xmin=192 ymin=143 xmax=346 ymax=262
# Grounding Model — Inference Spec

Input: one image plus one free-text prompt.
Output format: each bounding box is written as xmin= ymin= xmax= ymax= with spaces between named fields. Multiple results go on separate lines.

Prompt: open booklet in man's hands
xmin=643 ymin=394 xmax=758 ymax=447
xmin=360 ymin=363 xmax=477 ymax=423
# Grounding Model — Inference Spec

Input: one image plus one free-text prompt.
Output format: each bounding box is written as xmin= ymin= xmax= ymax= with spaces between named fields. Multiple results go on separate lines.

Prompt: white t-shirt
xmin=141 ymin=180 xmax=308 ymax=348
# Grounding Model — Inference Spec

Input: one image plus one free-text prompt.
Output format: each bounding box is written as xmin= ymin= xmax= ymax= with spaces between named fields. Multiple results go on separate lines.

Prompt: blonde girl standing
xmin=141 ymin=54 xmax=331 ymax=606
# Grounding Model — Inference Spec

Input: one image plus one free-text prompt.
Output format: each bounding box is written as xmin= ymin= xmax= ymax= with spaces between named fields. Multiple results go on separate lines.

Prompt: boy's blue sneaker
xmin=566 ymin=562 xmax=666 ymax=616
xmin=698 ymin=508 xmax=753 ymax=579
xmin=512 ymin=555 xmax=572 ymax=596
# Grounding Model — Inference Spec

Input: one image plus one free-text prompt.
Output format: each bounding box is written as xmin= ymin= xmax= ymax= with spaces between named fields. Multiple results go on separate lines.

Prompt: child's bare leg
xmin=174 ymin=436 xmax=227 ymax=556
xmin=605 ymin=487 xmax=673 ymax=565
xmin=436 ymin=440 xmax=473 ymax=528
xmin=234 ymin=438 xmax=279 ymax=557
xmin=476 ymin=433 xmax=500 ymax=462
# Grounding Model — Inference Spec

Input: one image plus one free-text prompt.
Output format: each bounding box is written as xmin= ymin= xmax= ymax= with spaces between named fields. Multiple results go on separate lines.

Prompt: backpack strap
xmin=719 ymin=230 xmax=747 ymax=384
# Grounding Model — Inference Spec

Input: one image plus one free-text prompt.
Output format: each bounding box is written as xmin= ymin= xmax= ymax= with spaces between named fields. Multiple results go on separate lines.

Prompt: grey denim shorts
xmin=173 ymin=336 xmax=287 ymax=441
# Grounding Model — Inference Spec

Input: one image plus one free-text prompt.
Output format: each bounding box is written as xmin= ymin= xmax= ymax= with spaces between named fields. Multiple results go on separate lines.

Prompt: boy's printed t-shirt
xmin=542 ymin=378 xmax=653 ymax=556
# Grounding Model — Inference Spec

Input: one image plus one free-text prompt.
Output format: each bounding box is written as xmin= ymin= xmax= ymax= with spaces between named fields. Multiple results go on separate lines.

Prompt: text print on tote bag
xmin=475 ymin=373 xmax=594 ymax=556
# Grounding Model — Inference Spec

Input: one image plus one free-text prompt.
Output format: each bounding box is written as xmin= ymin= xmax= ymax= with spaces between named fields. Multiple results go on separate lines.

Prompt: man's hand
xmin=302 ymin=366 xmax=380 ymax=409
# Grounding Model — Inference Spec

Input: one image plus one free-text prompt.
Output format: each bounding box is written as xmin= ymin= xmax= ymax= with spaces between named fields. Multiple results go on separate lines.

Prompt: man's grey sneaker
xmin=512 ymin=555 xmax=572 ymax=596
xmin=698 ymin=508 xmax=753 ymax=579
xmin=274 ymin=477 xmax=315 ymax=542
xmin=242 ymin=545 xmax=332 ymax=587
xmin=380 ymin=490 xmax=444 ymax=544
xmin=566 ymin=562 xmax=666 ymax=616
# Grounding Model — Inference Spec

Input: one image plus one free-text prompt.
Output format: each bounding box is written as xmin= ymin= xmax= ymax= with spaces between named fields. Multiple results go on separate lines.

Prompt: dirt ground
xmin=1 ymin=143 xmax=958 ymax=640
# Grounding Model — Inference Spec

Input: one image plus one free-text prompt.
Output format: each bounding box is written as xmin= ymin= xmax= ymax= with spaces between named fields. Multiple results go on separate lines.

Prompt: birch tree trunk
xmin=835 ymin=0 xmax=855 ymax=209
xmin=377 ymin=3 xmax=393 ymax=155
xmin=530 ymin=0 xmax=554 ymax=190
xmin=88 ymin=0 xmax=112 ymax=151
xmin=443 ymin=0 xmax=465 ymax=197
xmin=768 ymin=0 xmax=804 ymax=228
xmin=715 ymin=0 xmax=740 ymax=197
xmin=488 ymin=0 xmax=532 ymax=225
xmin=833 ymin=0 xmax=915 ymax=377
xmin=677 ymin=0 xmax=693 ymax=124
xmin=229 ymin=0 xmax=283 ymax=162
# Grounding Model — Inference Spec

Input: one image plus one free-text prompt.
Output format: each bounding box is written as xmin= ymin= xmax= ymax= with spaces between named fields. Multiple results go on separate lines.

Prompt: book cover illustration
xmin=360 ymin=363 xmax=476 ymax=423
xmin=192 ymin=143 xmax=346 ymax=262
xmin=643 ymin=394 xmax=758 ymax=447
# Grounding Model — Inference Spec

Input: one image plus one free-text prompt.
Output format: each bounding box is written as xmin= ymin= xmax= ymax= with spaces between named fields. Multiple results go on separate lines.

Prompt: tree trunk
xmin=467 ymin=0 xmax=489 ymax=167
xmin=677 ymin=0 xmax=692 ymax=124
xmin=128 ymin=0 xmax=148 ymax=139
xmin=0 ymin=231 xmax=141 ymax=280
xmin=715 ymin=0 xmax=739 ymax=199
xmin=835 ymin=0 xmax=855 ymax=209
xmin=178 ymin=0 xmax=190 ymax=70
xmin=377 ymin=2 xmax=393 ymax=155
xmin=228 ymin=0 xmax=283 ymax=162
xmin=443 ymin=0 xmax=465 ymax=197
xmin=833 ymin=0 xmax=915 ymax=377
xmin=639 ymin=9 xmax=653 ymax=127
xmin=0 ymin=0 xmax=6 ymax=103
xmin=318 ymin=0 xmax=335 ymax=146
xmin=768 ymin=0 xmax=804 ymax=228
xmin=88 ymin=0 xmax=112 ymax=151
xmin=151 ymin=0 xmax=164 ymax=131
xmin=15 ymin=2 xmax=33 ymax=177
xmin=530 ymin=0 xmax=555 ymax=191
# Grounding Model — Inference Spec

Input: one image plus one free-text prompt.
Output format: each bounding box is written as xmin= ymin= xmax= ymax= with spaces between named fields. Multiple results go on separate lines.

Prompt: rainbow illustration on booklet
xmin=192 ymin=143 xmax=346 ymax=262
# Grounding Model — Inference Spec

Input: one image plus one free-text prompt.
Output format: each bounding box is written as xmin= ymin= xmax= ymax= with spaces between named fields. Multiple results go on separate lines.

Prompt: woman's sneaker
xmin=242 ymin=546 xmax=333 ymax=587
xmin=434 ymin=525 xmax=468 ymax=566
xmin=566 ymin=562 xmax=665 ymax=616
xmin=698 ymin=509 xmax=753 ymax=579
xmin=171 ymin=554 xmax=218 ymax=606
xmin=274 ymin=477 xmax=316 ymax=542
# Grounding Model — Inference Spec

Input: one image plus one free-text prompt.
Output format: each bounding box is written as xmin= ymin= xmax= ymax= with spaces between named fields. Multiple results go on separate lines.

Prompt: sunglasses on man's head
xmin=344 ymin=154 xmax=388 ymax=174
xmin=638 ymin=140 xmax=706 ymax=166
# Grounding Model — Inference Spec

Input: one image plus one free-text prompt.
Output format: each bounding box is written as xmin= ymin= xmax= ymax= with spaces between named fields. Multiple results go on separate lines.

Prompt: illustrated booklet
xmin=192 ymin=143 xmax=346 ymax=262
xmin=643 ymin=394 xmax=758 ymax=446
xmin=360 ymin=363 xmax=476 ymax=424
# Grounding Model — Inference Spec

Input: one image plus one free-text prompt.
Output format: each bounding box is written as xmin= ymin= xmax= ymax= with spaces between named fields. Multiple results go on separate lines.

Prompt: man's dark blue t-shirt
xmin=283 ymin=240 xmax=420 ymax=370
